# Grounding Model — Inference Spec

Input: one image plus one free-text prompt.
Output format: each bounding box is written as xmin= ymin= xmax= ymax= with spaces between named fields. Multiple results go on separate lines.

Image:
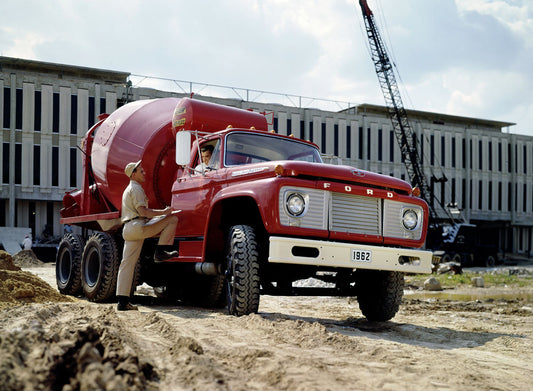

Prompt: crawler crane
xmin=358 ymin=0 xmax=498 ymax=266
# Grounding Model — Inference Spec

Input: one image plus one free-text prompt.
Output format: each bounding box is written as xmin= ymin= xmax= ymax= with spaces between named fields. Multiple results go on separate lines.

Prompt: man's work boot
xmin=154 ymin=245 xmax=179 ymax=263
xmin=117 ymin=295 xmax=138 ymax=311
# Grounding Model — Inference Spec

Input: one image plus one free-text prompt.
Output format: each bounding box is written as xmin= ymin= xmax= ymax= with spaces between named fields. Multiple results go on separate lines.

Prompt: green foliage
xmin=407 ymin=272 xmax=533 ymax=288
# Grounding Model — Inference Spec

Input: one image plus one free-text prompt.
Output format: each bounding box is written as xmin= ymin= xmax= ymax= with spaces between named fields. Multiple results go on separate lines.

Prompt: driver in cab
xmin=195 ymin=144 xmax=214 ymax=172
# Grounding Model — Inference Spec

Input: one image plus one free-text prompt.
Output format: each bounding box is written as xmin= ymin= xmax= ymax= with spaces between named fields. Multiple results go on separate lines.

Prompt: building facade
xmin=1 ymin=57 xmax=531 ymax=255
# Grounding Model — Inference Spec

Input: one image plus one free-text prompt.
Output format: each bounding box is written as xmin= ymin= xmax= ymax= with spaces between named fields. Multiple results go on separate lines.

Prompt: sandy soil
xmin=1 ymin=252 xmax=532 ymax=391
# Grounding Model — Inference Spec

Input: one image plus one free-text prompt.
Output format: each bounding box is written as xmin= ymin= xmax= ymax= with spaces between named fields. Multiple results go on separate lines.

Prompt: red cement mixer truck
xmin=57 ymin=97 xmax=432 ymax=321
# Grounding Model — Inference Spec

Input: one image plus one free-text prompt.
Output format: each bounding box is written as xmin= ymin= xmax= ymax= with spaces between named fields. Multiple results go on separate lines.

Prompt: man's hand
xmin=163 ymin=207 xmax=181 ymax=217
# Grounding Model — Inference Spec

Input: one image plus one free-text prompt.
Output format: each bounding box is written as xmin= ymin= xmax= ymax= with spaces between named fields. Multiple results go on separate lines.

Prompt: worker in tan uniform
xmin=116 ymin=160 xmax=179 ymax=311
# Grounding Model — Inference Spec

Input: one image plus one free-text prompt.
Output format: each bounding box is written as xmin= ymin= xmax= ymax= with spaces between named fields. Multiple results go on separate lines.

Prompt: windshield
xmin=224 ymin=132 xmax=322 ymax=166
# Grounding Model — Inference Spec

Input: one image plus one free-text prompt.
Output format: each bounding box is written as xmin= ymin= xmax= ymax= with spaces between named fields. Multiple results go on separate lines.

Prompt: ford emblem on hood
xmin=352 ymin=169 xmax=366 ymax=177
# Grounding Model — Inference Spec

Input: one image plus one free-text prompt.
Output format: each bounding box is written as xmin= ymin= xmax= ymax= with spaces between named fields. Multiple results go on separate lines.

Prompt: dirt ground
xmin=1 ymin=251 xmax=532 ymax=391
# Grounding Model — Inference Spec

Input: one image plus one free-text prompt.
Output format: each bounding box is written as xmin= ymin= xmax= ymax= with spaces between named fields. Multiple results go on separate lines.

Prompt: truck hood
xmin=271 ymin=161 xmax=413 ymax=195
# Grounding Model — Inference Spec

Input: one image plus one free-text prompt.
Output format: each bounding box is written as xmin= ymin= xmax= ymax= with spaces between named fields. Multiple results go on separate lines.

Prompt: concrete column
xmin=77 ymin=88 xmax=89 ymax=136
xmin=338 ymin=119 xmax=347 ymax=159
xmin=95 ymin=84 xmax=101 ymax=116
xmin=41 ymin=84 xmax=53 ymax=132
xmin=368 ymin=121 xmax=378 ymax=166
xmin=59 ymin=86 xmax=70 ymax=136
xmin=464 ymin=129 xmax=472 ymax=221
xmin=291 ymin=112 xmax=301 ymax=138
xmin=8 ymin=73 xmax=16 ymax=227
xmin=434 ymin=130 xmax=442 ymax=168
xmin=40 ymin=133 xmax=52 ymax=192
xmin=36 ymin=201 xmax=48 ymax=238
xmin=349 ymin=120 xmax=358 ymax=165
xmin=325 ymin=117 xmax=334 ymax=156
xmin=77 ymin=89 xmax=89 ymax=188
xmin=105 ymin=91 xmax=117 ymax=113
xmin=455 ymin=134 xmax=461 ymax=169
xmin=58 ymin=87 xmax=71 ymax=191
xmin=277 ymin=111 xmax=287 ymax=135
xmin=22 ymin=82 xmax=35 ymax=192
xmin=444 ymin=132 xmax=452 ymax=169
xmin=361 ymin=116 xmax=368 ymax=171
xmin=313 ymin=116 xmax=322 ymax=153
xmin=58 ymin=137 xmax=70 ymax=191
xmin=509 ymin=134 xmax=516 ymax=223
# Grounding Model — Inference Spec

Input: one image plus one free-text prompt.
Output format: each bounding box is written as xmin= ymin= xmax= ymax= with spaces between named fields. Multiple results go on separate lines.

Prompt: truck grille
xmin=279 ymin=186 xmax=423 ymax=240
xmin=330 ymin=193 xmax=381 ymax=235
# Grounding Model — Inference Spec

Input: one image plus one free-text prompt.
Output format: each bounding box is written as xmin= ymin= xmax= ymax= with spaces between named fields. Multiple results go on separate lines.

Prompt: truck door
xmin=171 ymin=140 xmax=225 ymax=238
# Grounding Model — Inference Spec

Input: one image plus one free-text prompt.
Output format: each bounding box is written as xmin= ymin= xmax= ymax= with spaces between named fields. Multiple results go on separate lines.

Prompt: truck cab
xmin=167 ymin=103 xmax=432 ymax=319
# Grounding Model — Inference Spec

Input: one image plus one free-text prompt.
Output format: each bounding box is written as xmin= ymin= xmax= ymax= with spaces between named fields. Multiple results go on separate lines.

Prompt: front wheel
xmin=355 ymin=270 xmax=404 ymax=321
xmin=225 ymin=225 xmax=260 ymax=316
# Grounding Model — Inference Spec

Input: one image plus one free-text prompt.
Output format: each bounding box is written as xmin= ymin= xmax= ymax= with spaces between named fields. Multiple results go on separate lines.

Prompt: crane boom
xmin=358 ymin=0 xmax=438 ymax=220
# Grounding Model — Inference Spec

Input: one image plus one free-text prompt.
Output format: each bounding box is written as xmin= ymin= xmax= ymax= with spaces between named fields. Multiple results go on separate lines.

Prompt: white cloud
xmin=1 ymin=28 xmax=49 ymax=59
xmin=405 ymin=67 xmax=530 ymax=130
xmin=456 ymin=0 xmax=533 ymax=47
xmin=0 ymin=0 xmax=532 ymax=134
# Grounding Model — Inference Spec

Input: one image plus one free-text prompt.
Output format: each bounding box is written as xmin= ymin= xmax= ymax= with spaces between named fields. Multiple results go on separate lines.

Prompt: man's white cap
xmin=125 ymin=160 xmax=142 ymax=178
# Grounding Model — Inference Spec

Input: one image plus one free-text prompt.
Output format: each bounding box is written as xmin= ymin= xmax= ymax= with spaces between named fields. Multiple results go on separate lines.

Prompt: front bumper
xmin=268 ymin=236 xmax=432 ymax=274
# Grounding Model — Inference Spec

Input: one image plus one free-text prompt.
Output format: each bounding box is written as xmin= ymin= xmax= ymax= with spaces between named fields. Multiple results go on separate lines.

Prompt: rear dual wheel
xmin=56 ymin=233 xmax=84 ymax=295
xmin=81 ymin=232 xmax=120 ymax=302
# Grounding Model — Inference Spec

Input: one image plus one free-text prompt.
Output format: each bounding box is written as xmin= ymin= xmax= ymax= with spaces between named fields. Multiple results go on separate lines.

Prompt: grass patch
xmin=406 ymin=272 xmax=533 ymax=288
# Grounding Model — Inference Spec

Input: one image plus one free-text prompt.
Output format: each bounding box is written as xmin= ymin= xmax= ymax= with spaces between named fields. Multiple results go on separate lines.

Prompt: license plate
xmin=351 ymin=249 xmax=372 ymax=263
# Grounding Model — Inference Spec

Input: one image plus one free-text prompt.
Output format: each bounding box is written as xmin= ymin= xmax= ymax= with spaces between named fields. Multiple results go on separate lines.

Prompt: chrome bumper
xmin=268 ymin=236 xmax=432 ymax=274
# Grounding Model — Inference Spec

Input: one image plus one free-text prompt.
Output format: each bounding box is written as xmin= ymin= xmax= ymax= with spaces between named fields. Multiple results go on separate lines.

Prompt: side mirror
xmin=175 ymin=131 xmax=191 ymax=166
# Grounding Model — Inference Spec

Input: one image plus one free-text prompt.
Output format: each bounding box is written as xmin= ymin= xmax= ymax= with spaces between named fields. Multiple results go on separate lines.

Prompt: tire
xmin=203 ymin=274 xmax=226 ymax=308
xmin=56 ymin=233 xmax=84 ymax=296
xmin=181 ymin=274 xmax=227 ymax=308
xmin=355 ymin=270 xmax=404 ymax=321
xmin=225 ymin=225 xmax=260 ymax=316
xmin=451 ymin=253 xmax=462 ymax=264
xmin=81 ymin=232 xmax=120 ymax=302
xmin=485 ymin=255 xmax=496 ymax=267
xmin=441 ymin=253 xmax=452 ymax=263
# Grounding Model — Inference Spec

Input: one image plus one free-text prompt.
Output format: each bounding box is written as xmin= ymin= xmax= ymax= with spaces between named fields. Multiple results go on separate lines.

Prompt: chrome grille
xmin=279 ymin=186 xmax=423 ymax=240
xmin=330 ymin=193 xmax=381 ymax=235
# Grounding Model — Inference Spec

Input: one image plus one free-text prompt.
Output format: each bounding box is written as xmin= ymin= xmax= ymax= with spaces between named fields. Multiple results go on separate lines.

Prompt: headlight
xmin=402 ymin=209 xmax=419 ymax=230
xmin=286 ymin=193 xmax=306 ymax=216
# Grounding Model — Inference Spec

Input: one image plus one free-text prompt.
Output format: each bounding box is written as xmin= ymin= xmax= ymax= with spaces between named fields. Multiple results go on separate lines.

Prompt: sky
xmin=1 ymin=0 xmax=532 ymax=135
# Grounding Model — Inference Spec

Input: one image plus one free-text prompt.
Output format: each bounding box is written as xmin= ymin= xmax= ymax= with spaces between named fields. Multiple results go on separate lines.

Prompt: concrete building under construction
xmin=1 ymin=56 xmax=530 ymax=258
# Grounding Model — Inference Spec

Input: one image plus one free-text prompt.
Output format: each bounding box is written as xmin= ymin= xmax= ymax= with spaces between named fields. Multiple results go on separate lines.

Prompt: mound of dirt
xmin=0 ymin=250 xmax=21 ymax=271
xmin=12 ymin=249 xmax=45 ymax=267
xmin=0 ymin=250 xmax=75 ymax=310
xmin=0 ymin=304 xmax=159 ymax=391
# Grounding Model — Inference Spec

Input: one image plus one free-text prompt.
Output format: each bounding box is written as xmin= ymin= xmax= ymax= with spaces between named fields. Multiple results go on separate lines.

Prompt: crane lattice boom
xmin=358 ymin=0 xmax=437 ymax=220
